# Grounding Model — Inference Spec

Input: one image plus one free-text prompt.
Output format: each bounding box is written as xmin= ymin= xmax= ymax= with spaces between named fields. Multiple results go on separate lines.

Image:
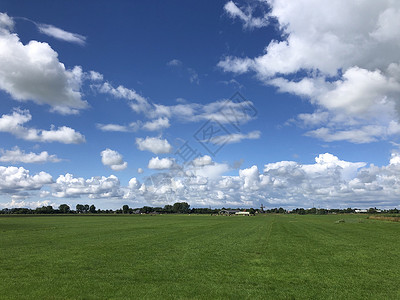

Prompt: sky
xmin=1 ymin=0 xmax=400 ymax=210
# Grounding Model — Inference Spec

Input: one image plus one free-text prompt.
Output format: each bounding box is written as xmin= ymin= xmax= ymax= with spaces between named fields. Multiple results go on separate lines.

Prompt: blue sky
xmin=1 ymin=0 xmax=400 ymax=210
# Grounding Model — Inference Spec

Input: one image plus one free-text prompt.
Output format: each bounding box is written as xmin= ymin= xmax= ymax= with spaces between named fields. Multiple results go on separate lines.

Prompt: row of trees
xmin=1 ymin=203 xmax=399 ymax=215
xmin=0 ymin=204 xmax=99 ymax=215
xmin=121 ymin=202 xmax=193 ymax=214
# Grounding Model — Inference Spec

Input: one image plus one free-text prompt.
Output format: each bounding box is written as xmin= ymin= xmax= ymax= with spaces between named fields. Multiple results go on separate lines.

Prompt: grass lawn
xmin=1 ymin=214 xmax=400 ymax=299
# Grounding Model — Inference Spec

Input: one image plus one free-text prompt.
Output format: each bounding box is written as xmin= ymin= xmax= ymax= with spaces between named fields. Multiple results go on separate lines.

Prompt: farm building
xmin=219 ymin=209 xmax=241 ymax=215
xmin=219 ymin=210 xmax=251 ymax=216
xmin=235 ymin=211 xmax=250 ymax=216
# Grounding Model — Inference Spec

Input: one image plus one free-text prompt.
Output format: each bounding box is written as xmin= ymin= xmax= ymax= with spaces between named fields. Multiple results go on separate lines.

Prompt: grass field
xmin=1 ymin=214 xmax=400 ymax=299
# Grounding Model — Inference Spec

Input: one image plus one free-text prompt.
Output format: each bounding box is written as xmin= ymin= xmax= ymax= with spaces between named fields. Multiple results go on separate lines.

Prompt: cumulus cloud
xmin=3 ymin=152 xmax=400 ymax=209
xmin=52 ymin=174 xmax=122 ymax=199
xmin=125 ymin=152 xmax=382 ymax=208
xmin=136 ymin=137 xmax=172 ymax=154
xmin=219 ymin=1 xmax=400 ymax=143
xmin=192 ymin=155 xmax=213 ymax=167
xmin=37 ymin=23 xmax=86 ymax=45
xmin=142 ymin=117 xmax=170 ymax=131
xmin=89 ymin=71 xmax=103 ymax=81
xmin=0 ymin=12 xmax=14 ymax=31
xmin=224 ymin=1 xmax=269 ymax=29
xmin=148 ymin=157 xmax=175 ymax=170
xmin=0 ymin=146 xmax=61 ymax=163
xmin=0 ymin=166 xmax=52 ymax=194
xmin=0 ymin=108 xmax=85 ymax=144
xmin=100 ymin=149 xmax=127 ymax=171
xmin=0 ymin=13 xmax=87 ymax=114
xmin=192 ymin=162 xmax=230 ymax=180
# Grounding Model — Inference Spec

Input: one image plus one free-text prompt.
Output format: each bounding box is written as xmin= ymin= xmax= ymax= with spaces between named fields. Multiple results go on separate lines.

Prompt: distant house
xmin=355 ymin=209 xmax=368 ymax=213
xmin=219 ymin=209 xmax=241 ymax=215
xmin=235 ymin=211 xmax=250 ymax=216
xmin=219 ymin=210 xmax=251 ymax=216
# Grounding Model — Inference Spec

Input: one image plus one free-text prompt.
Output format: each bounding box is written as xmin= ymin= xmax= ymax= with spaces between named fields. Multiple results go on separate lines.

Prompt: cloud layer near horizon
xmin=3 ymin=152 xmax=400 ymax=209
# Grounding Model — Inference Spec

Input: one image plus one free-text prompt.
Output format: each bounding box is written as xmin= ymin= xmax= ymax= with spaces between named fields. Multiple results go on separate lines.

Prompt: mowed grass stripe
xmin=1 ymin=214 xmax=400 ymax=299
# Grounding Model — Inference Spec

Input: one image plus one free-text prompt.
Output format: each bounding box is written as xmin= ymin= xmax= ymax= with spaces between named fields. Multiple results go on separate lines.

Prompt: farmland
xmin=1 ymin=214 xmax=400 ymax=299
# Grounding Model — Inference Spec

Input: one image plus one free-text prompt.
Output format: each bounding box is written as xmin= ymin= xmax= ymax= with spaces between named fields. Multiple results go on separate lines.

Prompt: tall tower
xmin=260 ymin=203 xmax=265 ymax=213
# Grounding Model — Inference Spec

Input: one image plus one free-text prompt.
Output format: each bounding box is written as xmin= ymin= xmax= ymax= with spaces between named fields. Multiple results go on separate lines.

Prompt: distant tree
xmin=59 ymin=204 xmax=70 ymax=214
xmin=163 ymin=205 xmax=173 ymax=213
xmin=249 ymin=208 xmax=256 ymax=215
xmin=297 ymin=208 xmax=306 ymax=215
xmin=309 ymin=207 xmax=317 ymax=214
xmin=89 ymin=205 xmax=96 ymax=213
xmin=76 ymin=204 xmax=85 ymax=213
xmin=36 ymin=206 xmax=54 ymax=214
xmin=84 ymin=204 xmax=89 ymax=213
xmin=345 ymin=207 xmax=354 ymax=213
xmin=122 ymin=205 xmax=130 ymax=214
xmin=140 ymin=206 xmax=154 ymax=214
xmin=278 ymin=207 xmax=286 ymax=214
xmin=173 ymin=202 xmax=190 ymax=213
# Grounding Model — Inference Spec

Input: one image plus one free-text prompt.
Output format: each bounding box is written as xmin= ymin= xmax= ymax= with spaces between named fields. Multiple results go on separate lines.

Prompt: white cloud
xmin=97 ymin=118 xmax=168 ymax=133
xmin=89 ymin=71 xmax=103 ymax=81
xmin=224 ymin=1 xmax=269 ymax=29
xmin=239 ymin=165 xmax=260 ymax=190
xmin=305 ymin=126 xmax=390 ymax=144
xmin=166 ymin=59 xmax=200 ymax=84
xmin=0 ymin=146 xmax=60 ymax=163
xmin=0 ymin=166 xmax=52 ymax=194
xmin=128 ymin=177 xmax=140 ymax=189
xmin=96 ymin=123 xmax=130 ymax=132
xmin=137 ymin=168 xmax=144 ymax=174
xmin=0 ymin=13 xmax=88 ymax=114
xmin=210 ymin=130 xmax=261 ymax=145
xmin=0 ymin=12 xmax=14 ymax=32
xmin=192 ymin=163 xmax=230 ymax=180
xmin=0 ymin=108 xmax=85 ymax=144
xmin=94 ymin=80 xmax=256 ymax=128
xmin=150 ymin=99 xmax=257 ymax=125
xmin=37 ymin=23 xmax=86 ymax=45
xmin=219 ymin=1 xmax=400 ymax=143
xmin=0 ymin=199 xmax=55 ymax=209
xmin=52 ymin=174 xmax=122 ymax=199
xmin=100 ymin=149 xmax=127 ymax=171
xmin=167 ymin=59 xmax=182 ymax=66
xmin=3 ymin=152 xmax=400 ymax=209
xmin=97 ymin=82 xmax=150 ymax=114
xmin=192 ymin=155 xmax=213 ymax=167
xmin=187 ymin=68 xmax=199 ymax=84
xmin=136 ymin=137 xmax=172 ymax=154
xmin=96 ymin=122 xmax=140 ymax=132
xmin=148 ymin=157 xmax=175 ymax=170
xmin=142 ymin=117 xmax=170 ymax=131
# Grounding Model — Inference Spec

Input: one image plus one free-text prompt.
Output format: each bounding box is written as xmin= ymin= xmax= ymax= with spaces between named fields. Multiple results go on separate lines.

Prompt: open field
xmin=1 ymin=214 xmax=400 ymax=299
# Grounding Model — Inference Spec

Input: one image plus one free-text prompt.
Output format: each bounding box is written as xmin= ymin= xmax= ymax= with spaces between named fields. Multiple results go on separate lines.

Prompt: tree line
xmin=1 ymin=202 xmax=398 ymax=215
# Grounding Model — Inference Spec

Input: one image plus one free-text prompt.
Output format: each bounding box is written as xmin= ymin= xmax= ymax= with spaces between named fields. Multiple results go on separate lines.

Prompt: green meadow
xmin=1 ymin=214 xmax=400 ymax=299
